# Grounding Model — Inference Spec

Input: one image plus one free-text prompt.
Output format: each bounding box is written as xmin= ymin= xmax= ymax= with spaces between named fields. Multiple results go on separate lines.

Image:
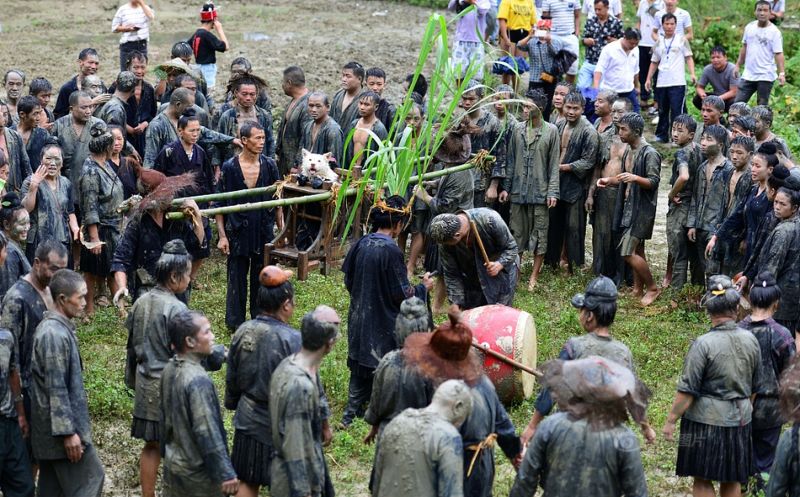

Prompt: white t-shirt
xmin=595 ymin=40 xmax=640 ymax=92
xmin=542 ymin=0 xmax=581 ymax=35
xmin=636 ymin=0 xmax=666 ymax=47
xmin=652 ymin=7 xmax=692 ymax=37
xmin=581 ymin=0 xmax=622 ymax=19
xmin=651 ymin=34 xmax=693 ymax=87
xmin=742 ymin=21 xmax=783 ymax=82
xmin=111 ymin=3 xmax=152 ymax=43
xmin=770 ymin=0 xmax=785 ymax=13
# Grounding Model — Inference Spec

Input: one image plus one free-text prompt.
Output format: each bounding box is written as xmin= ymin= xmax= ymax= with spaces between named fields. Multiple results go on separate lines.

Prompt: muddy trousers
xmin=225 ymin=253 xmax=263 ymax=331
xmin=342 ymin=366 xmax=375 ymax=426
xmin=38 ymin=445 xmax=104 ymax=497
xmin=592 ymin=187 xmax=625 ymax=284
xmin=0 ymin=417 xmax=33 ymax=497
xmin=546 ymin=197 xmax=586 ymax=268
xmin=667 ymin=202 xmax=692 ymax=289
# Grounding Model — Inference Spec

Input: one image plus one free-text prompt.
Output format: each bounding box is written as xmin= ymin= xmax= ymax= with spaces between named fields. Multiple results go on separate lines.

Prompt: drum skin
xmin=461 ymin=304 xmax=537 ymax=405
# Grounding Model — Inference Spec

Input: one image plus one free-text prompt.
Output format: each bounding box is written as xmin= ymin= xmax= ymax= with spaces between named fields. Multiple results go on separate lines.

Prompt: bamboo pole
xmin=471 ymin=340 xmax=543 ymax=378
xmin=169 ymin=155 xmax=433 ymax=206
xmin=166 ymin=161 xmax=479 ymax=220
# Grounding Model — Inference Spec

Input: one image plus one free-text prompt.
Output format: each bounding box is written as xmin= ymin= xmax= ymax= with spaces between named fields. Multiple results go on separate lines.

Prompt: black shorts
xmin=509 ymin=28 xmax=528 ymax=43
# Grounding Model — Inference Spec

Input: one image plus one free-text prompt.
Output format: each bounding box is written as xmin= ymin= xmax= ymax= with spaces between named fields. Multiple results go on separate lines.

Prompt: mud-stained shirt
xmin=469 ymin=110 xmax=507 ymax=193
xmin=752 ymin=216 xmax=800 ymax=322
xmin=300 ymin=117 xmax=344 ymax=167
xmin=94 ymin=95 xmax=128 ymax=133
xmin=51 ymin=115 xmax=104 ymax=195
xmin=343 ymin=233 xmax=427 ymax=371
xmin=0 ymin=278 xmax=47 ymax=388
xmin=687 ymin=158 xmax=733 ymax=232
xmin=738 ymin=316 xmax=796 ymax=429
xmin=331 ymin=88 xmax=366 ymax=139
xmin=276 ymin=93 xmax=313 ymax=174
xmin=615 ymin=141 xmax=661 ymax=240
xmin=217 ymin=105 xmax=276 ymax=163
xmin=373 ymin=408 xmax=465 ymax=497
xmin=144 ymin=111 xmax=235 ymax=168
xmin=765 ymin=425 xmax=800 ymax=497
xmin=364 ymin=348 xmax=435 ymax=431
xmin=161 ymin=355 xmax=235 ymax=493
xmin=30 ymin=311 xmax=93 ymax=461
xmin=510 ymin=412 xmax=647 ymax=497
xmin=270 ymin=356 xmax=328 ymax=497
xmin=21 ymin=175 xmax=75 ymax=249
xmin=0 ymin=327 xmax=18 ymax=418
xmin=460 ymin=376 xmax=521 ymax=497
xmin=80 ymin=157 xmax=124 ymax=229
xmin=0 ymin=241 xmax=31 ymax=302
xmin=677 ymin=320 xmax=765 ymax=427
xmin=1 ymin=127 xmax=32 ymax=193
xmin=555 ymin=116 xmax=600 ymax=204
xmin=504 ymin=120 xmax=561 ymax=205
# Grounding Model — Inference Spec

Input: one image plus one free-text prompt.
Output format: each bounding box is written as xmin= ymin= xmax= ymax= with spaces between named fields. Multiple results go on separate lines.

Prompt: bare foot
xmin=641 ymin=288 xmax=661 ymax=306
xmin=661 ymin=275 xmax=672 ymax=288
xmin=632 ymin=287 xmax=644 ymax=299
xmin=527 ymin=278 xmax=538 ymax=291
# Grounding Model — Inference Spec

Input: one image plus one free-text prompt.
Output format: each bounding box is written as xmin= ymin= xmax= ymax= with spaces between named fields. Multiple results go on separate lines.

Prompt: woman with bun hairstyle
xmin=738 ymin=175 xmax=800 ymax=334
xmin=225 ymin=265 xmax=332 ymax=497
xmin=0 ymin=192 xmax=31 ymax=300
xmin=125 ymin=239 xmax=192 ymax=497
xmin=153 ymin=108 xmax=214 ymax=285
xmin=79 ymin=121 xmax=124 ymax=317
xmin=738 ymin=271 xmax=797 ymax=479
xmin=20 ymin=140 xmax=80 ymax=265
xmin=663 ymin=275 xmax=764 ymax=496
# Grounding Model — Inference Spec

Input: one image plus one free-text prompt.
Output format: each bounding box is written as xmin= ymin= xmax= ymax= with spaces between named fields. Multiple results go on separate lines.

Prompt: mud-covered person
xmin=599 ymin=112 xmax=662 ymax=306
xmin=217 ymin=75 xmax=276 ymax=162
xmin=331 ymin=61 xmax=367 ymax=138
xmin=519 ymin=275 xmax=656 ymax=446
xmin=511 ymin=357 xmax=650 ymax=497
xmin=340 ymin=196 xmax=432 ymax=427
xmin=225 ymin=266 xmax=332 ymax=497
xmin=125 ymin=241 xmax=195 ymax=497
xmin=0 ymin=102 xmax=32 ymax=194
xmin=28 ymin=77 xmax=55 ymax=131
xmin=663 ymin=114 xmax=702 ymax=290
xmin=1 ymin=240 xmax=68 ymax=476
xmin=214 ymin=122 xmax=280 ymax=332
xmin=15 ymin=95 xmax=51 ymax=171
xmin=429 ymin=208 xmax=519 ymax=309
xmin=344 ymin=91 xmax=387 ymax=168
xmin=500 ymin=89 xmax=560 ymax=291
xmin=160 ymin=310 xmax=239 ymax=497
xmin=269 ymin=306 xmax=341 ymax=497
xmin=458 ymin=80 xmax=506 ymax=209
xmin=31 ymin=269 xmax=105 ymax=497
xmin=275 ymin=66 xmax=312 ymax=175
xmin=586 ymin=91 xmax=625 ymax=283
xmin=366 ymin=67 xmax=397 ymax=133
xmin=300 ymin=92 xmax=344 ymax=167
xmin=0 ymin=232 xmax=35 ymax=497
xmin=53 ymin=48 xmax=107 ymax=120
xmin=3 ymin=69 xmax=26 ymax=127
xmin=545 ymin=90 xmax=599 ymax=273
xmin=372 ymin=380 xmax=473 ymax=497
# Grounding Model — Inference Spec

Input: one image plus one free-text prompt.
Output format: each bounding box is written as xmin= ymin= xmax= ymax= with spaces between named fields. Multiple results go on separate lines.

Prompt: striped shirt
xmin=111 ymin=3 xmax=151 ymax=43
xmin=541 ymin=0 xmax=580 ymax=35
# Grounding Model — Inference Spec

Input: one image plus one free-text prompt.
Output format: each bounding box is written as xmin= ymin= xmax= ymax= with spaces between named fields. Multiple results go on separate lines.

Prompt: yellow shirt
xmin=498 ymin=0 xmax=537 ymax=31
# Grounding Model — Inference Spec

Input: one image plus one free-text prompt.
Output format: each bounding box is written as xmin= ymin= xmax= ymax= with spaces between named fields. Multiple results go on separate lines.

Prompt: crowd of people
xmin=0 ymin=0 xmax=799 ymax=496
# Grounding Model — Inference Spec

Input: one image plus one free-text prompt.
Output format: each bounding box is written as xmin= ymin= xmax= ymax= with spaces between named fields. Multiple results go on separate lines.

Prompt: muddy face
xmin=9 ymin=210 xmax=30 ymax=243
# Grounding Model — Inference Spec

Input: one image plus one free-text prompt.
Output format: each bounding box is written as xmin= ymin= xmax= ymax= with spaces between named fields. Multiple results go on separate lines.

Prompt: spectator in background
xmin=111 ymin=0 xmax=155 ymax=72
xmin=517 ymin=21 xmax=562 ymax=120
xmin=577 ymin=0 xmax=623 ymax=90
xmin=581 ymin=0 xmax=621 ymax=19
xmin=541 ymin=0 xmax=581 ymax=83
xmin=497 ymin=0 xmax=537 ymax=87
xmin=593 ymin=28 xmax=642 ymax=112
xmin=769 ymin=0 xmax=784 ymax=23
xmin=645 ymin=13 xmax=695 ymax=143
xmin=693 ymin=46 xmax=739 ymax=111
xmin=450 ymin=0 xmax=492 ymax=82
xmin=636 ymin=0 xmax=665 ymax=109
xmin=651 ymin=0 xmax=693 ymax=41
xmin=53 ymin=48 xmax=107 ymax=120
xmin=735 ymin=0 xmax=785 ymax=106
xmin=188 ymin=3 xmax=229 ymax=90
xmin=3 ymin=69 xmax=26 ymax=127
xmin=29 ymin=77 xmax=54 ymax=131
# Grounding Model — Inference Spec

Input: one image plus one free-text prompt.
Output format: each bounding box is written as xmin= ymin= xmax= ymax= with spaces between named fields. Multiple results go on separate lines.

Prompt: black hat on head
xmin=571 ymin=276 xmax=617 ymax=310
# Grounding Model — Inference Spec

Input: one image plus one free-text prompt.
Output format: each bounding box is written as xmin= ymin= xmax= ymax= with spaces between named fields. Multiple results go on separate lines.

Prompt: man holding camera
xmin=112 ymin=0 xmax=155 ymax=72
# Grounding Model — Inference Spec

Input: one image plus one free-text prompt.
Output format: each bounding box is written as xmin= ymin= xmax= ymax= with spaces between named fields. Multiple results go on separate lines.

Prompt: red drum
xmin=461 ymin=305 xmax=537 ymax=405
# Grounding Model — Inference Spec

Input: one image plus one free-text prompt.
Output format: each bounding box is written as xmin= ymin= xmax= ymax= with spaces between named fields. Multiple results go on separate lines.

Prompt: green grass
xmin=80 ymin=252 xmax=711 ymax=495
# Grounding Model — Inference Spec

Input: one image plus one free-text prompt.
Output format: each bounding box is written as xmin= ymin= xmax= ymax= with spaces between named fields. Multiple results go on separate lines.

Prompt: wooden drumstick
xmin=472 ymin=340 xmax=543 ymax=378
xmin=470 ymin=220 xmax=492 ymax=267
